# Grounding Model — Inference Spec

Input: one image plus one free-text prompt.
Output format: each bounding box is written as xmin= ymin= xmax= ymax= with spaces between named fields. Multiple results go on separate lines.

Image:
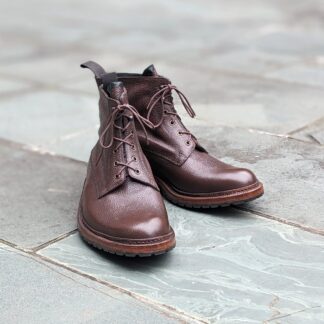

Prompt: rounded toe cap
xmin=82 ymin=182 xmax=172 ymax=241
xmin=130 ymin=214 xmax=172 ymax=239
xmin=230 ymin=167 xmax=258 ymax=189
xmin=205 ymin=167 xmax=259 ymax=192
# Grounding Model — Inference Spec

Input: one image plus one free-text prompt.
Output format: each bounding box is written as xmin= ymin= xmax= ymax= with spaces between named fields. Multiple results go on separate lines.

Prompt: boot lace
xmin=99 ymin=97 xmax=153 ymax=177
xmin=146 ymin=84 xmax=196 ymax=140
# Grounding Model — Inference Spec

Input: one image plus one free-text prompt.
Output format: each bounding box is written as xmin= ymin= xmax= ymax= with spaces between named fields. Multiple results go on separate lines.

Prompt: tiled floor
xmin=0 ymin=0 xmax=324 ymax=323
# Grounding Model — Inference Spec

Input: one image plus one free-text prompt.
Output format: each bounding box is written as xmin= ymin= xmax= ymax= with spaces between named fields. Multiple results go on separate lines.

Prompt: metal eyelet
xmin=133 ymin=156 xmax=137 ymax=161
xmin=178 ymin=131 xmax=182 ymax=135
xmin=114 ymin=161 xmax=118 ymax=166
xmin=113 ymin=149 xmax=117 ymax=153
xmin=135 ymin=169 xmax=140 ymax=174
xmin=115 ymin=174 xmax=121 ymax=179
xmin=186 ymin=140 xmax=191 ymax=146
xmin=170 ymin=120 xmax=175 ymax=125
xmin=131 ymin=144 xmax=136 ymax=151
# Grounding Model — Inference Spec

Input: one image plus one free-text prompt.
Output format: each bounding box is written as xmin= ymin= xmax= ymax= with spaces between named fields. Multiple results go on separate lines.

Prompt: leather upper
xmin=93 ymin=87 xmax=159 ymax=198
xmin=79 ymin=63 xmax=172 ymax=240
xmin=118 ymin=66 xmax=259 ymax=194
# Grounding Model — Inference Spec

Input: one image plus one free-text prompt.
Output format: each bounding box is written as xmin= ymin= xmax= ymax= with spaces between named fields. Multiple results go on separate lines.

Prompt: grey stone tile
xmin=253 ymin=30 xmax=324 ymax=57
xmin=0 ymin=90 xmax=98 ymax=148
xmin=0 ymin=140 xmax=86 ymax=249
xmin=44 ymin=127 xmax=98 ymax=162
xmin=266 ymin=64 xmax=324 ymax=88
xmin=0 ymin=244 xmax=182 ymax=324
xmin=290 ymin=117 xmax=324 ymax=144
xmin=192 ymin=48 xmax=300 ymax=77
xmin=0 ymin=78 xmax=33 ymax=94
xmin=0 ymin=48 xmax=141 ymax=86
xmin=198 ymin=74 xmax=324 ymax=134
xmin=0 ymin=40 xmax=36 ymax=64
xmin=39 ymin=203 xmax=324 ymax=323
xmin=193 ymin=125 xmax=324 ymax=233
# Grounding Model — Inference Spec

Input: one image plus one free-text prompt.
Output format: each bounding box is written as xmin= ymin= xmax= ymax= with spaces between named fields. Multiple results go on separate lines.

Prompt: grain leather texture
xmin=78 ymin=63 xmax=175 ymax=255
xmin=118 ymin=66 xmax=262 ymax=199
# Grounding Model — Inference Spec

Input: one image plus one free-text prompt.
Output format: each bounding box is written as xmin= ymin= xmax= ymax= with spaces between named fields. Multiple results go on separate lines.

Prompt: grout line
xmin=234 ymin=206 xmax=324 ymax=236
xmin=0 ymin=238 xmax=207 ymax=323
xmin=309 ymin=134 xmax=323 ymax=145
xmin=21 ymin=253 xmax=194 ymax=324
xmin=265 ymin=305 xmax=322 ymax=322
xmin=287 ymin=116 xmax=324 ymax=135
xmin=32 ymin=229 xmax=78 ymax=252
xmin=0 ymin=238 xmax=19 ymax=249
xmin=34 ymin=252 xmax=208 ymax=323
xmin=0 ymin=137 xmax=87 ymax=166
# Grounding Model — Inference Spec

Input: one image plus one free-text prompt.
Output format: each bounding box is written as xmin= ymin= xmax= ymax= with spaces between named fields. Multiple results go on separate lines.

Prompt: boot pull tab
xmin=80 ymin=61 xmax=117 ymax=88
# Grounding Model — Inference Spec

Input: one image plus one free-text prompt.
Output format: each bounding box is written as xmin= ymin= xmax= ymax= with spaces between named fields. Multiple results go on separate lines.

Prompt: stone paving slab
xmin=193 ymin=125 xmax=324 ymax=233
xmin=0 ymin=78 xmax=33 ymax=95
xmin=39 ymin=202 xmax=324 ymax=323
xmin=0 ymin=139 xmax=85 ymax=249
xmin=0 ymin=90 xmax=98 ymax=148
xmin=265 ymin=63 xmax=324 ymax=89
xmin=290 ymin=117 xmax=324 ymax=144
xmin=187 ymin=70 xmax=324 ymax=134
xmin=190 ymin=48 xmax=300 ymax=77
xmin=0 ymin=244 xmax=182 ymax=324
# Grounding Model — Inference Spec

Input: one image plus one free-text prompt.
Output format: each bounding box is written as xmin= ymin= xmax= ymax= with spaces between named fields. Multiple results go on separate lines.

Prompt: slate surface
xmin=0 ymin=140 xmax=85 ymax=249
xmin=0 ymin=244 xmax=183 ymax=324
xmin=39 ymin=203 xmax=324 ymax=323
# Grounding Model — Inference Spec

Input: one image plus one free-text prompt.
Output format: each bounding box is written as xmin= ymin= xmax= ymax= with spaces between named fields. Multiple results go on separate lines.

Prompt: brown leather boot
xmin=116 ymin=65 xmax=264 ymax=208
xmin=77 ymin=62 xmax=175 ymax=256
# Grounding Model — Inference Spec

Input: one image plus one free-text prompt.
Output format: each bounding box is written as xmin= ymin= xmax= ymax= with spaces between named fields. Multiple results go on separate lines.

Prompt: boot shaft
xmin=81 ymin=61 xmax=159 ymax=196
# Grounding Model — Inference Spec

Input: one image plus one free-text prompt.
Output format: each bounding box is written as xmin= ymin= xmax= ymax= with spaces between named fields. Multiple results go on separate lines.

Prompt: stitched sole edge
xmin=156 ymin=177 xmax=264 ymax=208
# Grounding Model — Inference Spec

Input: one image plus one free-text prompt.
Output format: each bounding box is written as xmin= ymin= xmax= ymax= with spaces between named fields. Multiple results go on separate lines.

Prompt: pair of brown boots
xmin=77 ymin=61 xmax=264 ymax=257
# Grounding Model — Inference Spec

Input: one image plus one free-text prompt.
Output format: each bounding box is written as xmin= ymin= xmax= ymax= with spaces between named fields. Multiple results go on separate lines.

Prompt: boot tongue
xmin=107 ymin=81 xmax=128 ymax=104
xmin=142 ymin=64 xmax=158 ymax=76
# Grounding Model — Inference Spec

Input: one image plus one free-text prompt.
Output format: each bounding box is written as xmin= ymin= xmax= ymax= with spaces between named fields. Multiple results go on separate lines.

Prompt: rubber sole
xmin=155 ymin=177 xmax=264 ymax=208
xmin=77 ymin=206 xmax=176 ymax=257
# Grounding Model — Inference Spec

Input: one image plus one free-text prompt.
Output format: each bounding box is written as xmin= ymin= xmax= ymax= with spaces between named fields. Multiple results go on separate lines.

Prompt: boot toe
xmin=82 ymin=181 xmax=172 ymax=241
xmin=228 ymin=167 xmax=258 ymax=189
xmin=131 ymin=214 xmax=172 ymax=239
xmin=203 ymin=167 xmax=259 ymax=193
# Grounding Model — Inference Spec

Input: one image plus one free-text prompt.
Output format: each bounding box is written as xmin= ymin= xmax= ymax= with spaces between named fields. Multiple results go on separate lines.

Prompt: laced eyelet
xmin=135 ymin=169 xmax=140 ymax=174
xmin=170 ymin=120 xmax=175 ymax=125
xmin=132 ymin=156 xmax=137 ymax=161
xmin=186 ymin=140 xmax=191 ymax=146
xmin=113 ymin=149 xmax=117 ymax=153
xmin=114 ymin=161 xmax=118 ymax=166
xmin=115 ymin=174 xmax=121 ymax=179
xmin=178 ymin=131 xmax=182 ymax=135
xmin=131 ymin=144 xmax=136 ymax=151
